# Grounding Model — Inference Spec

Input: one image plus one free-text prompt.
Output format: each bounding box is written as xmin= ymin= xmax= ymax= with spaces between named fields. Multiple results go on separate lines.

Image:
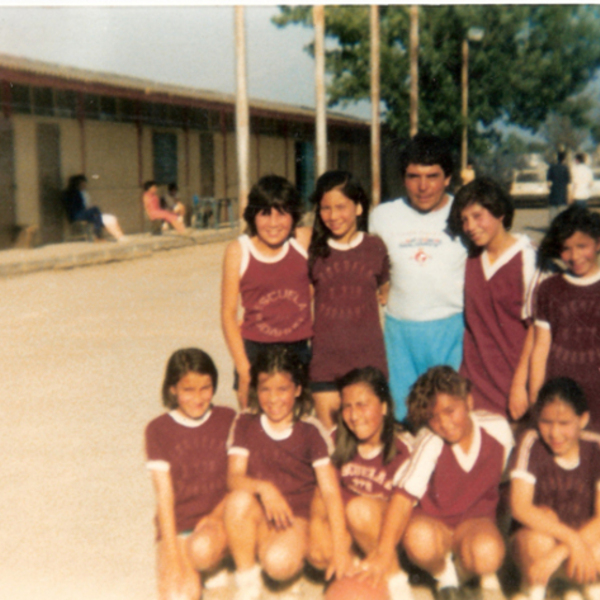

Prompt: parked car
xmin=510 ymin=169 xmax=549 ymax=204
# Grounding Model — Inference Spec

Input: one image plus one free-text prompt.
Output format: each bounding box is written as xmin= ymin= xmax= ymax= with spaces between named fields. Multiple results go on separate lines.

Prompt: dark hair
xmin=243 ymin=175 xmax=304 ymax=237
xmin=535 ymin=377 xmax=588 ymax=419
xmin=247 ymin=345 xmax=313 ymax=420
xmin=308 ymin=170 xmax=371 ymax=272
xmin=332 ymin=367 xmax=398 ymax=468
xmin=407 ymin=365 xmax=471 ymax=432
xmin=537 ymin=205 xmax=600 ymax=269
xmin=447 ymin=178 xmax=514 ymax=253
xmin=168 ymin=182 xmax=178 ymax=193
xmin=143 ymin=180 xmax=157 ymax=192
xmin=575 ymin=153 xmax=585 ymax=164
xmin=67 ymin=174 xmax=87 ymax=191
xmin=557 ymin=151 xmax=567 ymax=163
xmin=161 ymin=348 xmax=218 ymax=410
xmin=400 ymin=133 xmax=454 ymax=178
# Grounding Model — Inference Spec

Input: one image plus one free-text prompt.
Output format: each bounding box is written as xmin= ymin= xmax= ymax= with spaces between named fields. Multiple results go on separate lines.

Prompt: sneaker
xmin=233 ymin=566 xmax=262 ymax=600
xmin=203 ymin=568 xmax=230 ymax=590
xmin=437 ymin=586 xmax=464 ymax=600
xmin=584 ymin=583 xmax=600 ymax=600
xmin=388 ymin=571 xmax=415 ymax=600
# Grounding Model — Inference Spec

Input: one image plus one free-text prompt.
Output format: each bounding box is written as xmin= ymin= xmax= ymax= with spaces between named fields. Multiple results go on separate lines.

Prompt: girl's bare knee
xmin=187 ymin=527 xmax=226 ymax=571
xmin=404 ymin=519 xmax=443 ymax=565
xmin=462 ymin=530 xmax=505 ymax=575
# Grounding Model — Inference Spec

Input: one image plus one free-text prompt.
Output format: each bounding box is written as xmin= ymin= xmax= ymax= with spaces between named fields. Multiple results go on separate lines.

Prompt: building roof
xmin=0 ymin=52 xmax=369 ymax=128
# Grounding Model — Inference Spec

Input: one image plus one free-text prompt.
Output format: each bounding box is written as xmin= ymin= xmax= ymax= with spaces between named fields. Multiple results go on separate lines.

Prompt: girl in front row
xmin=511 ymin=377 xmax=600 ymax=600
xmin=225 ymin=346 xmax=352 ymax=600
xmin=529 ymin=206 xmax=600 ymax=431
xmin=308 ymin=367 xmax=414 ymax=600
xmin=145 ymin=348 xmax=236 ymax=600
xmin=308 ymin=171 xmax=390 ymax=430
xmin=221 ymin=175 xmax=313 ymax=409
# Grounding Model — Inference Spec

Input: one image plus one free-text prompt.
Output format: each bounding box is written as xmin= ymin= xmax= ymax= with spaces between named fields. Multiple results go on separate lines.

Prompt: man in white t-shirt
xmin=570 ymin=152 xmax=593 ymax=208
xmin=369 ymin=134 xmax=467 ymax=421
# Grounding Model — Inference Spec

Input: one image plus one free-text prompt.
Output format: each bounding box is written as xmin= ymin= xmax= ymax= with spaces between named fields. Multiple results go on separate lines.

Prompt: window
xmin=10 ymin=84 xmax=31 ymax=114
xmin=295 ymin=141 xmax=315 ymax=206
xmin=55 ymin=89 xmax=77 ymax=118
xmin=84 ymin=94 xmax=101 ymax=119
xmin=32 ymin=87 xmax=54 ymax=116
xmin=199 ymin=132 xmax=215 ymax=197
xmin=99 ymin=96 xmax=117 ymax=121
xmin=153 ymin=132 xmax=178 ymax=185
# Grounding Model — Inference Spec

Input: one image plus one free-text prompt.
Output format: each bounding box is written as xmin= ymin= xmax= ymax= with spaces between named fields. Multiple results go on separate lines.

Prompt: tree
xmin=273 ymin=5 xmax=600 ymax=152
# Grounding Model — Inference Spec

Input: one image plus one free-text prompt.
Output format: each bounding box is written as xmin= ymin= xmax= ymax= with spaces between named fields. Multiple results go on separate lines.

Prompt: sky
xmin=0 ymin=5 xmax=372 ymax=119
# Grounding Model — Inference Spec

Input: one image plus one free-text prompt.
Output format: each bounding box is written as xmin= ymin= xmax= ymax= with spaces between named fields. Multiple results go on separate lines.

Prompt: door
xmin=295 ymin=141 xmax=315 ymax=209
xmin=0 ymin=118 xmax=16 ymax=249
xmin=37 ymin=123 xmax=63 ymax=244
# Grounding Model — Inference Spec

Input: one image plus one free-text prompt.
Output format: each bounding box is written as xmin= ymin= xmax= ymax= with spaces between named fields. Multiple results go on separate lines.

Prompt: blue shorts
xmin=384 ymin=312 xmax=464 ymax=422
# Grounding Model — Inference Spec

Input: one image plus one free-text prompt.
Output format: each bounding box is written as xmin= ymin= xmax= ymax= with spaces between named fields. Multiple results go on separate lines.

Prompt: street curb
xmin=0 ymin=228 xmax=238 ymax=278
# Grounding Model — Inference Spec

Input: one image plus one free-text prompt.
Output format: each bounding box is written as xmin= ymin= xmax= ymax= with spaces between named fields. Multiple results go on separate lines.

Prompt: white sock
xmin=388 ymin=570 xmax=414 ymax=600
xmin=437 ymin=555 xmax=459 ymax=589
xmin=585 ymin=583 xmax=600 ymax=600
xmin=235 ymin=564 xmax=261 ymax=589
xmin=528 ymin=584 xmax=546 ymax=600
xmin=480 ymin=573 xmax=501 ymax=591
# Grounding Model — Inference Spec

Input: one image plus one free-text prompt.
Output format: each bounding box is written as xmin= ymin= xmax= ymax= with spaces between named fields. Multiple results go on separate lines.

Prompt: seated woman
xmin=142 ymin=180 xmax=187 ymax=234
xmin=63 ymin=174 xmax=126 ymax=242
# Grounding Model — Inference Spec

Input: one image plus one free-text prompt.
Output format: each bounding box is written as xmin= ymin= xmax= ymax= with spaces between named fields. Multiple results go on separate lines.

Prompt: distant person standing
xmin=369 ymin=134 xmax=467 ymax=421
xmin=547 ymin=151 xmax=570 ymax=224
xmin=570 ymin=152 xmax=593 ymax=209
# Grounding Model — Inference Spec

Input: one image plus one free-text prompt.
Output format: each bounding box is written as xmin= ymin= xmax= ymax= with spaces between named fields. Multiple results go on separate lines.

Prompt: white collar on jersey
xmin=554 ymin=454 xmax=581 ymax=470
xmin=357 ymin=442 xmax=384 ymax=460
xmin=480 ymin=233 xmax=530 ymax=281
xmin=169 ymin=407 xmax=212 ymax=428
xmin=260 ymin=413 xmax=294 ymax=440
xmin=327 ymin=231 xmax=365 ymax=251
xmin=451 ymin=414 xmax=481 ymax=473
xmin=563 ymin=269 xmax=600 ymax=286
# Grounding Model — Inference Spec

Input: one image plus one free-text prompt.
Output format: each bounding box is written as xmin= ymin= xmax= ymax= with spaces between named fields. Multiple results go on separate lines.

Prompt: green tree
xmin=274 ymin=5 xmax=600 ymax=151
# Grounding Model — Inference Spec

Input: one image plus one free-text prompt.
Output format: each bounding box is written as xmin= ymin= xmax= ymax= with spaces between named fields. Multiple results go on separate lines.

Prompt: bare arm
xmin=528 ymin=324 xmax=552 ymax=406
xmin=227 ymin=453 xmax=294 ymax=530
xmin=377 ymin=281 xmax=390 ymax=307
xmin=360 ymin=492 xmax=414 ymax=585
xmin=151 ymin=470 xmax=187 ymax=579
xmin=509 ymin=325 xmax=535 ymax=420
xmin=221 ymin=240 xmax=251 ymax=408
xmin=315 ymin=462 xmax=352 ymax=580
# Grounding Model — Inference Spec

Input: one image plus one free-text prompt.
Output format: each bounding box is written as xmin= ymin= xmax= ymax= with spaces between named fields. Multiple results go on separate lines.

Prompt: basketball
xmin=325 ymin=576 xmax=390 ymax=600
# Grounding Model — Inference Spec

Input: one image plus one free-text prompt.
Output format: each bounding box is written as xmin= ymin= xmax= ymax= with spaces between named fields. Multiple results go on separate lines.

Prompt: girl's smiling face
xmin=253 ymin=208 xmax=293 ymax=251
xmin=319 ymin=188 xmax=362 ymax=243
xmin=560 ymin=230 xmax=600 ymax=278
xmin=538 ymin=398 xmax=589 ymax=462
xmin=428 ymin=393 xmax=474 ymax=451
xmin=257 ymin=371 xmax=300 ymax=429
xmin=341 ymin=382 xmax=386 ymax=448
xmin=170 ymin=372 xmax=214 ymax=420
xmin=460 ymin=203 xmax=505 ymax=249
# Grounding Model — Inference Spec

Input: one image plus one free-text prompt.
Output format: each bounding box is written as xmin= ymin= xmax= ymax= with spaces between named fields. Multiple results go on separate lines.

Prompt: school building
xmin=0 ymin=52 xmax=372 ymax=248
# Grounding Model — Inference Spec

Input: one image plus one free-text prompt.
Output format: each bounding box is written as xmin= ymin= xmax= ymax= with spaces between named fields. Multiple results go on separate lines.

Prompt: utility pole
xmin=409 ymin=6 xmax=419 ymax=137
xmin=314 ymin=5 xmax=327 ymax=177
xmin=370 ymin=5 xmax=381 ymax=206
xmin=234 ymin=6 xmax=250 ymax=228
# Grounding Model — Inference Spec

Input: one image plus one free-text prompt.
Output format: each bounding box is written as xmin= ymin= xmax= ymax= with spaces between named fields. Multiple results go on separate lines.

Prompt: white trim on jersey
xmin=147 ymin=459 xmax=170 ymax=472
xmin=169 ymin=408 xmax=212 ymax=428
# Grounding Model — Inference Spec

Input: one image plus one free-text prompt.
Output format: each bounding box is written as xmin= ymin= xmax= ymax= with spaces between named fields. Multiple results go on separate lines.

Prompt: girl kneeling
xmin=225 ymin=346 xmax=351 ymax=600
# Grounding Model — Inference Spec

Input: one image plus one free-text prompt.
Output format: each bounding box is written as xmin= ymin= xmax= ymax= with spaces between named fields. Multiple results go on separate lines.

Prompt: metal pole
xmin=235 ymin=6 xmax=250 ymax=230
xmin=409 ymin=6 xmax=419 ymax=138
xmin=314 ymin=5 xmax=327 ymax=177
xmin=370 ymin=5 xmax=381 ymax=206
xmin=461 ymin=37 xmax=469 ymax=172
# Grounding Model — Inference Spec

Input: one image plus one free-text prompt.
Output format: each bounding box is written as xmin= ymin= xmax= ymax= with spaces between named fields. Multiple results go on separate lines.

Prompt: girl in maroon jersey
xmin=308 ymin=171 xmax=390 ymax=430
xmin=221 ymin=175 xmax=313 ymax=409
xmin=448 ymin=178 xmax=537 ymax=421
xmin=511 ymin=377 xmax=600 ymax=600
xmin=308 ymin=366 xmax=414 ymax=600
xmin=145 ymin=348 xmax=236 ymax=600
xmin=225 ymin=345 xmax=351 ymax=600
xmin=529 ymin=206 xmax=600 ymax=432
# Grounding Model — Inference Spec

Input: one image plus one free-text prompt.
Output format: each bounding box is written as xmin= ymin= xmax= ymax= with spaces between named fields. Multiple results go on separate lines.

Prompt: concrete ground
xmin=0 ymin=208 xmax=556 ymax=600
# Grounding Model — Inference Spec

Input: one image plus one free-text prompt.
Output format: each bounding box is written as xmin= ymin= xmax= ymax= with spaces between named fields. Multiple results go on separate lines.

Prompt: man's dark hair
xmin=400 ymin=133 xmax=454 ymax=178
